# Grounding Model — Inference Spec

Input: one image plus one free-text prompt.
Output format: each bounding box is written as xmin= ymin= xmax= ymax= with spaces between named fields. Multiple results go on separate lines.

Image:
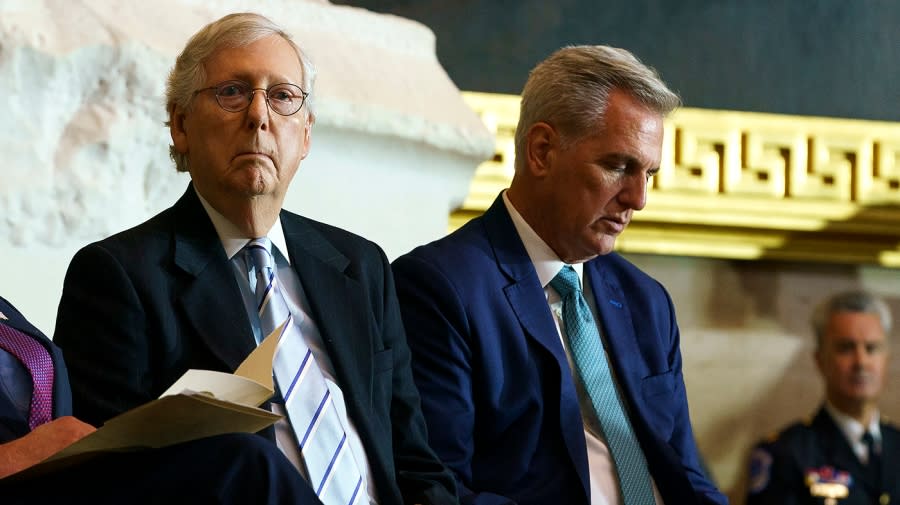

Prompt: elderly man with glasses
xmin=53 ymin=12 xmax=458 ymax=505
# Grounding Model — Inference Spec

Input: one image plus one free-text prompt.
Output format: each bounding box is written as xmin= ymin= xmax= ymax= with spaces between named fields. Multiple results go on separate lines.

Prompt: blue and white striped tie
xmin=246 ymin=238 xmax=364 ymax=505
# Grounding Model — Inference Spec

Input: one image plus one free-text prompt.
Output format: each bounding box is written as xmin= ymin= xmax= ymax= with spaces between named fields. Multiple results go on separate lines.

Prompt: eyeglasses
xmin=194 ymin=80 xmax=309 ymax=116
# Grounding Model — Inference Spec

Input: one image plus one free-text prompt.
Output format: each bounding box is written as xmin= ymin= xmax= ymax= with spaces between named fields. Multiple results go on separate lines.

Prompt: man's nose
xmin=245 ymin=89 xmax=270 ymax=129
xmin=852 ymin=346 xmax=871 ymax=367
xmin=619 ymin=174 xmax=648 ymax=210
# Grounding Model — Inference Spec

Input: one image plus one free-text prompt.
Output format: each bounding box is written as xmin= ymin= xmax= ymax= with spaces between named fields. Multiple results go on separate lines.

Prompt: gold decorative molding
xmin=455 ymin=92 xmax=900 ymax=266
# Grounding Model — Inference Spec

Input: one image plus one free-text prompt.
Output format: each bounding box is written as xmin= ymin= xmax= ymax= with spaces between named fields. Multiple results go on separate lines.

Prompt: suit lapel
xmin=483 ymin=198 xmax=568 ymax=373
xmin=0 ymin=305 xmax=44 ymax=341
xmin=880 ymin=422 xmax=898 ymax=493
xmin=172 ymin=186 xmax=256 ymax=371
xmin=584 ymin=259 xmax=649 ymax=406
xmin=481 ymin=196 xmax=591 ymax=499
xmin=0 ymin=298 xmax=73 ymax=419
xmin=281 ymin=215 xmax=372 ymax=411
xmin=584 ymin=259 xmax=703 ymax=500
xmin=169 ymin=187 xmax=373 ymax=400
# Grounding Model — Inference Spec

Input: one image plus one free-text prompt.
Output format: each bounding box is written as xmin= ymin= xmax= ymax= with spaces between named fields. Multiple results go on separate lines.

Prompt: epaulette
xmin=766 ymin=416 xmax=814 ymax=443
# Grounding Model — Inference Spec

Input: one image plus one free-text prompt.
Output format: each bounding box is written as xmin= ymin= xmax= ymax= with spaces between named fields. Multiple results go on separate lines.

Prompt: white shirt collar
xmin=824 ymin=401 xmax=881 ymax=444
xmin=195 ymin=191 xmax=290 ymax=264
xmin=502 ymin=191 xmax=584 ymax=288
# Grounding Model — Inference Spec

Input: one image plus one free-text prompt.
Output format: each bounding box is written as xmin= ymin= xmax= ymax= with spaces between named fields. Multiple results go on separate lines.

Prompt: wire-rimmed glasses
xmin=194 ymin=80 xmax=309 ymax=116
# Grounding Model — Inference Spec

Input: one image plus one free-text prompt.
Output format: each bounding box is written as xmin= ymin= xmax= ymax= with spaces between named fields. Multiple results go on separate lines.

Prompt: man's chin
xmin=229 ymin=173 xmax=276 ymax=197
xmin=595 ymin=236 xmax=619 ymax=256
xmin=841 ymin=388 xmax=878 ymax=402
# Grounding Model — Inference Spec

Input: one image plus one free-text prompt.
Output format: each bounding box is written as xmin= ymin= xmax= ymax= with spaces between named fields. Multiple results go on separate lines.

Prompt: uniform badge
xmin=806 ymin=466 xmax=850 ymax=504
xmin=748 ymin=447 xmax=773 ymax=493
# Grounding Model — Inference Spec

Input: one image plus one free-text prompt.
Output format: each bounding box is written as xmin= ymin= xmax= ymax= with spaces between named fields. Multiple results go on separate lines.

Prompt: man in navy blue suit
xmin=392 ymin=46 xmax=727 ymax=505
xmin=0 ymin=295 xmax=321 ymax=504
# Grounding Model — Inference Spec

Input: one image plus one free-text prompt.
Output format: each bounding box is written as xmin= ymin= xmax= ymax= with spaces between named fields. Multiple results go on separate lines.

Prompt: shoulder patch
xmin=748 ymin=447 xmax=773 ymax=494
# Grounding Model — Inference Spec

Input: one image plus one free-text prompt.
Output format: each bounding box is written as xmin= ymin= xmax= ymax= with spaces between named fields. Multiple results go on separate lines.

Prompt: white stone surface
xmin=0 ymin=0 xmax=494 ymax=332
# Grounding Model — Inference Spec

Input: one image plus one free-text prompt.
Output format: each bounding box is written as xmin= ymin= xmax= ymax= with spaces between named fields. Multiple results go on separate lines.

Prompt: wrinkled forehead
xmin=202 ymin=35 xmax=305 ymax=83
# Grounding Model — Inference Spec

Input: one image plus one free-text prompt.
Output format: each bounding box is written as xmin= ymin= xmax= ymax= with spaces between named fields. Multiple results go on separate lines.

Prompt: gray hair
xmin=513 ymin=45 xmax=680 ymax=172
xmin=165 ymin=12 xmax=317 ymax=172
xmin=811 ymin=290 xmax=892 ymax=349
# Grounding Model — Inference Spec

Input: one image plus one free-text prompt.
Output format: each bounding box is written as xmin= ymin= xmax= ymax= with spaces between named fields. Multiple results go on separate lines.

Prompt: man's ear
xmin=524 ymin=122 xmax=557 ymax=177
xmin=300 ymin=114 xmax=313 ymax=160
xmin=813 ymin=348 xmax=824 ymax=374
xmin=169 ymin=105 xmax=189 ymax=154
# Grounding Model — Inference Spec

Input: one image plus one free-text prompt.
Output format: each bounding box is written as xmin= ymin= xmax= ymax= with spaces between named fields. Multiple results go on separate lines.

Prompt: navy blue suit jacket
xmin=53 ymin=184 xmax=457 ymax=505
xmin=392 ymin=195 xmax=726 ymax=505
xmin=0 ymin=296 xmax=71 ymax=444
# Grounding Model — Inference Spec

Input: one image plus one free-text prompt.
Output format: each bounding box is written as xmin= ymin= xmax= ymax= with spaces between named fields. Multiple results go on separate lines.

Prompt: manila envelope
xmin=6 ymin=322 xmax=287 ymax=480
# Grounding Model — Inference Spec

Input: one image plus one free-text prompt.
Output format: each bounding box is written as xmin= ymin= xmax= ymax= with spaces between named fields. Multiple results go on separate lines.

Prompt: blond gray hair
xmin=514 ymin=45 xmax=679 ymax=172
xmin=811 ymin=290 xmax=892 ymax=350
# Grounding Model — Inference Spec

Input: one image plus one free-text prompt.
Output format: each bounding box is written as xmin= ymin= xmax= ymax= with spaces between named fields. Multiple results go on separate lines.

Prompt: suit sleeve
xmin=371 ymin=247 xmax=460 ymax=505
xmin=52 ymin=243 xmax=153 ymax=426
xmin=392 ymin=254 xmax=516 ymax=505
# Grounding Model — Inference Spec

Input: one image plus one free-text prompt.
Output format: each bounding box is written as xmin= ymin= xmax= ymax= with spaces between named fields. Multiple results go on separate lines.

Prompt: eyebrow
xmin=222 ymin=72 xmax=298 ymax=86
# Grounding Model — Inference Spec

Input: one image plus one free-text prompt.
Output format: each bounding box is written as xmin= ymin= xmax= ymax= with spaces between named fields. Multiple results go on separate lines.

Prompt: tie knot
xmin=549 ymin=265 xmax=581 ymax=298
xmin=246 ymin=237 xmax=275 ymax=272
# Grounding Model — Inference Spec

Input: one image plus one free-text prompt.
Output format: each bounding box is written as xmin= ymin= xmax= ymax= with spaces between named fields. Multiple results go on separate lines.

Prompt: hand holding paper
xmin=12 ymin=322 xmax=289 ymax=479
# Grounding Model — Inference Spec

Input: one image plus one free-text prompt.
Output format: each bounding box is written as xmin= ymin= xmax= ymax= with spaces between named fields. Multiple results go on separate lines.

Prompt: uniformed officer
xmin=747 ymin=290 xmax=898 ymax=505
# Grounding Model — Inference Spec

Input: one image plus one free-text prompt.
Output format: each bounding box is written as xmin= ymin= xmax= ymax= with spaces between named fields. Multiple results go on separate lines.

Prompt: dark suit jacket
xmin=747 ymin=406 xmax=899 ymax=505
xmin=53 ymin=184 xmax=457 ymax=505
xmin=0 ymin=296 xmax=71 ymax=443
xmin=392 ymin=195 xmax=726 ymax=505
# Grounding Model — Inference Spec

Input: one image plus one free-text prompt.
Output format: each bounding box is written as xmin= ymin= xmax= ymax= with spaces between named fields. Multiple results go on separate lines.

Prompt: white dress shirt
xmin=502 ymin=191 xmax=664 ymax=505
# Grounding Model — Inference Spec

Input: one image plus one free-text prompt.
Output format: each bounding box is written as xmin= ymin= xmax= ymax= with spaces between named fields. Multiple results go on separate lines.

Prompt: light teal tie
xmin=550 ymin=265 xmax=655 ymax=505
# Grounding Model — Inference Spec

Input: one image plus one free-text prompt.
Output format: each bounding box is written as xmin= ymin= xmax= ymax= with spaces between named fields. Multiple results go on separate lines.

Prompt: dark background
xmin=335 ymin=0 xmax=899 ymax=121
